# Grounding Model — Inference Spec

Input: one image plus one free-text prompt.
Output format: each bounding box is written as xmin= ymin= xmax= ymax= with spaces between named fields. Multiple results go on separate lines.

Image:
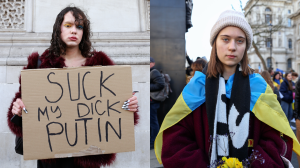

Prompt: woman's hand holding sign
xmin=122 ymin=92 xmax=138 ymax=112
xmin=12 ymin=98 xmax=27 ymax=117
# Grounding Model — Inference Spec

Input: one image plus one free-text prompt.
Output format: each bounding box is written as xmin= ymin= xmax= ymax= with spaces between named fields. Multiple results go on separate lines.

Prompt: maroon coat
xmin=161 ymin=103 xmax=292 ymax=168
xmin=7 ymin=50 xmax=139 ymax=168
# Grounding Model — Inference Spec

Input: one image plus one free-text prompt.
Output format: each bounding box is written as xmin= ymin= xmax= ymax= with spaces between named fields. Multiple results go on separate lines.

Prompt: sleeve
xmin=186 ymin=55 xmax=193 ymax=66
xmin=161 ymin=113 xmax=209 ymax=168
xmin=251 ymin=117 xmax=292 ymax=168
xmin=279 ymin=82 xmax=292 ymax=102
xmin=7 ymin=52 xmax=40 ymax=137
xmin=150 ymin=70 xmax=165 ymax=92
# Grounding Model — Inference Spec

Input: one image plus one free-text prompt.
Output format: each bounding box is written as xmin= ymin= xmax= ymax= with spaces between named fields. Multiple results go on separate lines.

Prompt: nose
xmin=228 ymin=40 xmax=236 ymax=52
xmin=71 ymin=25 xmax=77 ymax=34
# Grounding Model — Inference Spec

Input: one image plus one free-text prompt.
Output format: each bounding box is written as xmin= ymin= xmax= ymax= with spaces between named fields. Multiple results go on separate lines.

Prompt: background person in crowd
xmin=268 ymin=68 xmax=274 ymax=77
xmin=186 ymin=58 xmax=207 ymax=83
xmin=280 ymin=72 xmax=295 ymax=127
xmin=185 ymin=54 xmax=193 ymax=84
xmin=190 ymin=58 xmax=207 ymax=77
xmin=292 ymin=72 xmax=299 ymax=83
xmin=155 ymin=10 xmax=298 ymax=167
xmin=273 ymin=71 xmax=283 ymax=89
xmin=7 ymin=6 xmax=139 ymax=168
xmin=150 ymin=57 xmax=165 ymax=149
xmin=261 ymin=71 xmax=281 ymax=104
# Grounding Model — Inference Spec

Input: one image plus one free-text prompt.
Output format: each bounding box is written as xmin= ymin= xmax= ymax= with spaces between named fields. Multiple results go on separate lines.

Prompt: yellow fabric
xmin=293 ymin=103 xmax=295 ymax=111
xmin=273 ymin=81 xmax=279 ymax=89
xmin=252 ymin=84 xmax=300 ymax=156
xmin=155 ymin=82 xmax=300 ymax=164
xmin=154 ymin=93 xmax=192 ymax=164
xmin=273 ymin=79 xmax=283 ymax=89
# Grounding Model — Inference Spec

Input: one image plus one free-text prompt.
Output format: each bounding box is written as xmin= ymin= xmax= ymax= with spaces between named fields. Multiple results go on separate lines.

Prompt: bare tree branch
xmin=244 ymin=0 xmax=259 ymax=17
xmin=238 ymin=0 xmax=286 ymax=70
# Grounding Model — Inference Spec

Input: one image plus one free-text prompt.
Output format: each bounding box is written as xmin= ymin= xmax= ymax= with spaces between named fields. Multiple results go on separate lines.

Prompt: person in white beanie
xmin=154 ymin=10 xmax=299 ymax=168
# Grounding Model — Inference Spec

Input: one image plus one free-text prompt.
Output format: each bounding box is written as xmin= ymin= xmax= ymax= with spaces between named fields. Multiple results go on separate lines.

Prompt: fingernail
xmin=23 ymin=107 xmax=28 ymax=114
xmin=127 ymin=100 xmax=130 ymax=103
xmin=123 ymin=101 xmax=128 ymax=104
xmin=124 ymin=108 xmax=130 ymax=111
xmin=122 ymin=105 xmax=128 ymax=108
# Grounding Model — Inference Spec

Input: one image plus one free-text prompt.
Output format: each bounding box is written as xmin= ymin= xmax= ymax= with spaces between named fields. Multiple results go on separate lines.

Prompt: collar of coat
xmin=154 ymin=70 xmax=300 ymax=164
xmin=25 ymin=49 xmax=115 ymax=70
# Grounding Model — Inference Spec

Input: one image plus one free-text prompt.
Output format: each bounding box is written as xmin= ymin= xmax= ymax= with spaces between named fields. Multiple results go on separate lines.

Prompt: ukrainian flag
xmin=154 ymin=71 xmax=300 ymax=164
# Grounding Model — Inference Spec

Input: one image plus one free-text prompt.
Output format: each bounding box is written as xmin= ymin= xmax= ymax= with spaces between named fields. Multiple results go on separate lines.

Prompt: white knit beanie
xmin=210 ymin=10 xmax=253 ymax=51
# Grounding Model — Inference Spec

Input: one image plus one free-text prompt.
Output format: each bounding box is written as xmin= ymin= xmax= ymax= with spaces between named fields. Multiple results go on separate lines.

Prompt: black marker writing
xmin=45 ymin=72 xmax=63 ymax=103
xmin=46 ymin=122 xmax=63 ymax=152
xmin=105 ymin=118 xmax=121 ymax=142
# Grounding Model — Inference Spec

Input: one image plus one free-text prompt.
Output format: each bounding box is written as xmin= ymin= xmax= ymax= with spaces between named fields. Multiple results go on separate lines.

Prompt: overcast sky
xmin=185 ymin=0 xmax=249 ymax=61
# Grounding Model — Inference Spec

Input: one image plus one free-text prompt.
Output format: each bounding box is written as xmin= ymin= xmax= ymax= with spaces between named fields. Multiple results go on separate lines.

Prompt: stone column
xmin=150 ymin=0 xmax=186 ymax=126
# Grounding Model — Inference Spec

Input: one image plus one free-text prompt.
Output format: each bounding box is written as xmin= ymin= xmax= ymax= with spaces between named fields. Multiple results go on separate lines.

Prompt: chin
xmin=65 ymin=42 xmax=80 ymax=47
xmin=223 ymin=62 xmax=239 ymax=67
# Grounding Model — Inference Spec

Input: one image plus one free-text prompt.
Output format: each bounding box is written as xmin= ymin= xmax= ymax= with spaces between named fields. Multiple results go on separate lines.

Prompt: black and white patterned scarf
xmin=203 ymin=64 xmax=251 ymax=163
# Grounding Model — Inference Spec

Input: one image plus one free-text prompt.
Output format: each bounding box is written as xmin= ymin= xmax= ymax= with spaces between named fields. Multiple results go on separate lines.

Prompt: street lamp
xmin=269 ymin=22 xmax=273 ymax=69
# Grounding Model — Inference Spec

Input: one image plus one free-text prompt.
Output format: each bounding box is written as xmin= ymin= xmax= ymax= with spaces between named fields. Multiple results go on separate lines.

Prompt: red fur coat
xmin=7 ymin=50 xmax=139 ymax=168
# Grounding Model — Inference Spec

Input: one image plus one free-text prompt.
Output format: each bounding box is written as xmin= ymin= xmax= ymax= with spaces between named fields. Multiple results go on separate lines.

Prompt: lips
xmin=226 ymin=55 xmax=236 ymax=58
xmin=68 ymin=37 xmax=77 ymax=41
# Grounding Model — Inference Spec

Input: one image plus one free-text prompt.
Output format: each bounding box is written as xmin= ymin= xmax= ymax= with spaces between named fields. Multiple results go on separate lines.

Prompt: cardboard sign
xmin=21 ymin=65 xmax=135 ymax=160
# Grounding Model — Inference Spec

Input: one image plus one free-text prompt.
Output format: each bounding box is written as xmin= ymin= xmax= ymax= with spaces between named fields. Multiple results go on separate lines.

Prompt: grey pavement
xmin=150 ymin=149 xmax=164 ymax=168
xmin=150 ymin=121 xmax=300 ymax=168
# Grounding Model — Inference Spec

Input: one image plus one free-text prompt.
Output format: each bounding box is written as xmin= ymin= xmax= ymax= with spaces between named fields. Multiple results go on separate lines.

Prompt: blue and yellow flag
xmin=154 ymin=71 xmax=300 ymax=164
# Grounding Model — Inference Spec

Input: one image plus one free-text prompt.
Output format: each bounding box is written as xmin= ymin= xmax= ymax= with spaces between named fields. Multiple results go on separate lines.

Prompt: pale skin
xmin=12 ymin=12 xmax=138 ymax=116
xmin=215 ymin=26 xmax=247 ymax=80
xmin=286 ymin=73 xmax=292 ymax=81
xmin=150 ymin=62 xmax=155 ymax=69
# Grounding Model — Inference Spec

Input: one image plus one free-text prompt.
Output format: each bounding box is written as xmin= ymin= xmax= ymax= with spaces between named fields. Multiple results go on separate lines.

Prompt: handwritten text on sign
xmin=21 ymin=66 xmax=134 ymax=160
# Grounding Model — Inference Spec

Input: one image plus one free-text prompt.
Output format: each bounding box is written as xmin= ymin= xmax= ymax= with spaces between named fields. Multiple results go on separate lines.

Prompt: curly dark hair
xmin=48 ymin=6 xmax=93 ymax=58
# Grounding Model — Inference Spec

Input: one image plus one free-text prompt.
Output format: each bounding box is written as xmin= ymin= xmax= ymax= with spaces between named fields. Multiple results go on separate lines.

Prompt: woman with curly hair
xmin=7 ymin=6 xmax=139 ymax=168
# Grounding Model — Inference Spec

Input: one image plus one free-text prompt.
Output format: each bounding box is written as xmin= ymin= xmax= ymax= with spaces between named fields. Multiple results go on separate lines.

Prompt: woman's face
xmin=286 ymin=73 xmax=292 ymax=81
xmin=275 ymin=74 xmax=280 ymax=80
xmin=216 ymin=26 xmax=246 ymax=68
xmin=60 ymin=11 xmax=83 ymax=48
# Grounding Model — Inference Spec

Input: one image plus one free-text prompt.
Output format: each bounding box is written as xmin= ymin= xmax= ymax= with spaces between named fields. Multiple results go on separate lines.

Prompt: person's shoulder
xmin=151 ymin=68 xmax=160 ymax=74
xmin=280 ymin=79 xmax=284 ymax=83
xmin=86 ymin=51 xmax=114 ymax=66
xmin=25 ymin=52 xmax=41 ymax=69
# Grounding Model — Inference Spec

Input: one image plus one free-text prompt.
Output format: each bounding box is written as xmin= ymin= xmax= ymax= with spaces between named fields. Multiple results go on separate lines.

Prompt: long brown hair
xmin=191 ymin=58 xmax=207 ymax=76
xmin=48 ymin=6 xmax=93 ymax=58
xmin=260 ymin=70 xmax=275 ymax=91
xmin=285 ymin=72 xmax=293 ymax=91
xmin=206 ymin=37 xmax=254 ymax=78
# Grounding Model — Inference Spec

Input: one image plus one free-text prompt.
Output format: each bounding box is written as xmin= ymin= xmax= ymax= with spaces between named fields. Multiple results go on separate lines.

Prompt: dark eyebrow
xmin=220 ymin=35 xmax=246 ymax=39
xmin=63 ymin=21 xmax=74 ymax=24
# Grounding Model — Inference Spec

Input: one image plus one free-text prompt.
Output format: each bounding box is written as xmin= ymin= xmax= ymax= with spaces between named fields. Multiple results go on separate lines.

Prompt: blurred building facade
xmin=244 ymin=0 xmax=295 ymax=72
xmin=0 ymin=0 xmax=150 ymax=168
xmin=289 ymin=0 xmax=300 ymax=73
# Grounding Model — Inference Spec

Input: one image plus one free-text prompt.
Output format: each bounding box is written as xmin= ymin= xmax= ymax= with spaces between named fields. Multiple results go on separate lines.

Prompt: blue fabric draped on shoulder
xmin=182 ymin=71 xmax=206 ymax=112
xmin=182 ymin=71 xmax=267 ymax=112
xmin=249 ymin=73 xmax=267 ymax=111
